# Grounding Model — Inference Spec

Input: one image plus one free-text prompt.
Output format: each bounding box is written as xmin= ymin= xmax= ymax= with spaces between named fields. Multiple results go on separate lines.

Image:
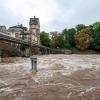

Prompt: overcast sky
xmin=0 ymin=0 xmax=100 ymax=32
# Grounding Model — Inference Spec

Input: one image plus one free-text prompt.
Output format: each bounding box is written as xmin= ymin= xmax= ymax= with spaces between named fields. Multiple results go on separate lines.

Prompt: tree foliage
xmin=40 ymin=31 xmax=50 ymax=47
xmin=91 ymin=22 xmax=100 ymax=50
xmin=75 ymin=28 xmax=92 ymax=50
xmin=51 ymin=33 xmax=65 ymax=49
xmin=76 ymin=24 xmax=86 ymax=32
xmin=40 ymin=21 xmax=100 ymax=52
xmin=63 ymin=28 xmax=76 ymax=46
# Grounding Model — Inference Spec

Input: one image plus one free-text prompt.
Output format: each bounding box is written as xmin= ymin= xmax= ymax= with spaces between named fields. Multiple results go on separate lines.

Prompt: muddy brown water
xmin=0 ymin=54 xmax=100 ymax=100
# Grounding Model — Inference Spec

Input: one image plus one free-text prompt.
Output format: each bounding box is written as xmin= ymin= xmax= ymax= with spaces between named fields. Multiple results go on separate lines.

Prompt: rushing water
xmin=0 ymin=54 xmax=100 ymax=100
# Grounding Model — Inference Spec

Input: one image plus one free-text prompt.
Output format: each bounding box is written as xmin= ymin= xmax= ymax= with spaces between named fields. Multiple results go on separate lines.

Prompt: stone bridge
xmin=0 ymin=32 xmax=51 ymax=57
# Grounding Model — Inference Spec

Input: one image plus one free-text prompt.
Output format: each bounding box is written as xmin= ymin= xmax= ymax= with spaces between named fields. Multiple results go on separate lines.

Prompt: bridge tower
xmin=29 ymin=16 xmax=40 ymax=45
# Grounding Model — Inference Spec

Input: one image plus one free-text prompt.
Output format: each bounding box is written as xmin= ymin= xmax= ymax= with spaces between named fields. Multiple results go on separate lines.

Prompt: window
xmin=15 ymin=33 xmax=19 ymax=38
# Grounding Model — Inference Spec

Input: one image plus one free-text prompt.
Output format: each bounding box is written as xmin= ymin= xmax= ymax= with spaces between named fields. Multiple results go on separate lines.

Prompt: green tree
xmin=76 ymin=24 xmax=86 ymax=32
xmin=40 ymin=31 xmax=50 ymax=47
xmin=75 ymin=28 xmax=92 ymax=50
xmin=62 ymin=28 xmax=76 ymax=47
xmin=91 ymin=22 xmax=100 ymax=50
xmin=51 ymin=33 xmax=65 ymax=49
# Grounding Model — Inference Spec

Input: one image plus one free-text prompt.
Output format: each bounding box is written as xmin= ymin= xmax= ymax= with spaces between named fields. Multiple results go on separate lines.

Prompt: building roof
xmin=29 ymin=16 xmax=39 ymax=25
xmin=8 ymin=27 xmax=23 ymax=33
xmin=8 ymin=24 xmax=27 ymax=33
xmin=0 ymin=26 xmax=6 ymax=30
xmin=0 ymin=26 xmax=6 ymax=28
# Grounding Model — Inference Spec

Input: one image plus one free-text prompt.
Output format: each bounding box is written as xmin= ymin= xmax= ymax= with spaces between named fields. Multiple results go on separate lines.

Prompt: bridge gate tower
xmin=29 ymin=16 xmax=40 ymax=45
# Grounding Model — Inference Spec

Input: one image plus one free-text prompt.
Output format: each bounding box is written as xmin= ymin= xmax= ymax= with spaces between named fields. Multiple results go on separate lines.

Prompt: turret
xmin=29 ymin=16 xmax=40 ymax=45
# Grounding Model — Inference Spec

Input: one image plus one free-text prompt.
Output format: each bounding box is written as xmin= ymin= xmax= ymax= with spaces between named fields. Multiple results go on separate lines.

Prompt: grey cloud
xmin=0 ymin=0 xmax=100 ymax=32
xmin=49 ymin=0 xmax=100 ymax=32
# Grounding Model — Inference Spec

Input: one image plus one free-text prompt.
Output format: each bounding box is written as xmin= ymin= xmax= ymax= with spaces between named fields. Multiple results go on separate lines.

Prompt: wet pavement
xmin=0 ymin=54 xmax=100 ymax=100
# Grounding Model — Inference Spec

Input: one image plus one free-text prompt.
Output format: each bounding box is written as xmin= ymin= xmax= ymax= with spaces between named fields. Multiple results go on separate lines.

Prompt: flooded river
xmin=0 ymin=54 xmax=100 ymax=100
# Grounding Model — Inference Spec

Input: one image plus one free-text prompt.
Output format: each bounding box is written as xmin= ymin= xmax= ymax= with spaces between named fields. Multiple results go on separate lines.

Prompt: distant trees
xmin=63 ymin=28 xmax=76 ymax=47
xmin=76 ymin=24 xmax=86 ymax=32
xmin=75 ymin=28 xmax=92 ymax=50
xmin=40 ymin=21 xmax=100 ymax=52
xmin=40 ymin=31 xmax=50 ymax=47
xmin=50 ymin=33 xmax=65 ymax=49
xmin=91 ymin=22 xmax=100 ymax=50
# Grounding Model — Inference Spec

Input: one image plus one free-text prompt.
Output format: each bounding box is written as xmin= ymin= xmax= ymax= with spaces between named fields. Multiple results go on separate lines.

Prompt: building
xmin=29 ymin=16 xmax=40 ymax=45
xmin=7 ymin=24 xmax=27 ymax=38
xmin=0 ymin=26 xmax=7 ymax=33
xmin=50 ymin=31 xmax=58 ymax=38
xmin=7 ymin=16 xmax=40 ymax=45
xmin=20 ymin=31 xmax=31 ymax=43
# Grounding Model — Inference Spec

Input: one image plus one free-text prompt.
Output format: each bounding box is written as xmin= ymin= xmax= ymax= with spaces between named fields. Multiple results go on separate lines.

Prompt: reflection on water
xmin=0 ymin=54 xmax=100 ymax=100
